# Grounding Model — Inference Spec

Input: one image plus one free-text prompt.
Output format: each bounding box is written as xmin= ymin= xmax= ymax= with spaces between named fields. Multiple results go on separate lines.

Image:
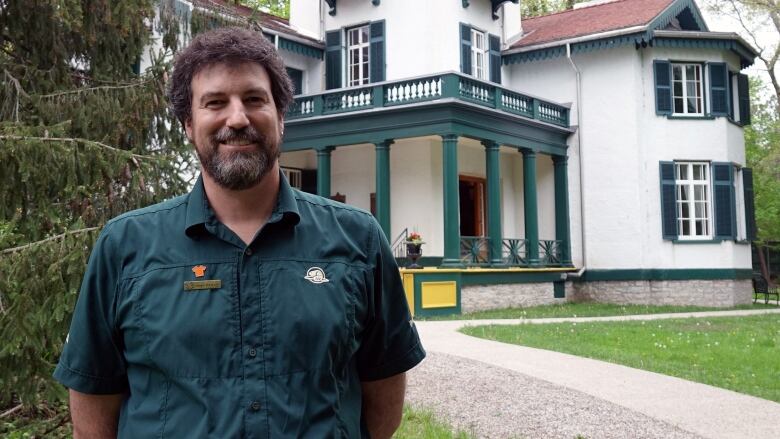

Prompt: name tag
xmin=184 ymin=280 xmax=222 ymax=291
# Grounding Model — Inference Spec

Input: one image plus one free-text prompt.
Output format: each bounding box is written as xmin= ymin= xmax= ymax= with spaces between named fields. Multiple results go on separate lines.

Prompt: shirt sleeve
xmin=355 ymin=218 xmax=426 ymax=381
xmin=53 ymin=223 xmax=129 ymax=394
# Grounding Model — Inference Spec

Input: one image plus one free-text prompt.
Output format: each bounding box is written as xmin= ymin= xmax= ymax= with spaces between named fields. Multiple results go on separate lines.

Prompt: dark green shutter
xmin=369 ymin=20 xmax=385 ymax=83
xmin=708 ymin=63 xmax=729 ymax=116
xmin=488 ymin=34 xmax=501 ymax=84
xmin=325 ymin=30 xmax=342 ymax=90
xmin=743 ymin=168 xmax=757 ymax=241
xmin=738 ymin=73 xmax=751 ymax=125
xmin=460 ymin=23 xmax=472 ymax=74
xmin=654 ymin=60 xmax=673 ymax=115
xmin=712 ymin=163 xmax=736 ymax=239
xmin=728 ymin=71 xmax=736 ymax=120
xmin=660 ymin=161 xmax=677 ymax=239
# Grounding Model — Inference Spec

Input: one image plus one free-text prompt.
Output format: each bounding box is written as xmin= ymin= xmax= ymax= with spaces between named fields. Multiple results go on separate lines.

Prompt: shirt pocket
xmin=128 ymin=261 xmax=241 ymax=378
xmin=261 ymin=261 xmax=360 ymax=376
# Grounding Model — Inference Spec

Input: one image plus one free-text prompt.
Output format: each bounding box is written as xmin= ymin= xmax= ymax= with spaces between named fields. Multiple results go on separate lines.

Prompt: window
xmin=282 ymin=167 xmax=303 ymax=189
xmin=471 ymin=29 xmax=487 ymax=80
xmin=324 ymin=21 xmax=384 ymax=90
xmin=460 ymin=23 xmax=501 ymax=84
xmin=675 ymin=162 xmax=711 ymax=238
xmin=347 ymin=25 xmax=370 ymax=87
xmin=661 ymin=161 xmax=751 ymax=242
xmin=672 ymin=63 xmax=703 ymax=115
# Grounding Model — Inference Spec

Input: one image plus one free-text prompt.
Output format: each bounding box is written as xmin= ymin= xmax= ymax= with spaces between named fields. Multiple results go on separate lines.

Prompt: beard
xmin=196 ymin=125 xmax=280 ymax=191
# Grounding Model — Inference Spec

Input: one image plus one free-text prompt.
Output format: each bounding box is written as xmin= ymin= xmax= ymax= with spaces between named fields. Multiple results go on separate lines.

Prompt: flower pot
xmin=406 ymin=243 xmax=423 ymax=268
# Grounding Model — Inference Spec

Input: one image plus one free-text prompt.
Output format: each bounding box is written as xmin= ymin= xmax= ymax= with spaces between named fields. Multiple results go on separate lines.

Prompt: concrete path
xmin=413 ymin=309 xmax=780 ymax=439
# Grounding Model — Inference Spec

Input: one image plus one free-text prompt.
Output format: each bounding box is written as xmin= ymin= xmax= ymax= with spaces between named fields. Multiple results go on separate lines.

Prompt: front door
xmin=459 ymin=175 xmax=485 ymax=237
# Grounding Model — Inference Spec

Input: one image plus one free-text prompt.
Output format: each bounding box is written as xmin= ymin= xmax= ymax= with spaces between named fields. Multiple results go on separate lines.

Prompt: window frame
xmin=346 ymin=24 xmax=371 ymax=87
xmin=671 ymin=62 xmax=705 ymax=116
xmin=470 ymin=28 xmax=488 ymax=80
xmin=674 ymin=161 xmax=714 ymax=240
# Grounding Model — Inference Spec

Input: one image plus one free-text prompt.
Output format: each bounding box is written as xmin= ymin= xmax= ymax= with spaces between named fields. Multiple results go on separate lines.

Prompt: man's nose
xmin=225 ymin=100 xmax=250 ymax=129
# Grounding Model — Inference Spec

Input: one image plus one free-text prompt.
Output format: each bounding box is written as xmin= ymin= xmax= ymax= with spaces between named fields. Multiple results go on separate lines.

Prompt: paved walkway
xmin=410 ymin=309 xmax=780 ymax=439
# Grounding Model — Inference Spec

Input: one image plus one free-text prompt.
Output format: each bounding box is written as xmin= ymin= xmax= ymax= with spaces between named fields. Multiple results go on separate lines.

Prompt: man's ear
xmin=184 ymin=118 xmax=193 ymax=141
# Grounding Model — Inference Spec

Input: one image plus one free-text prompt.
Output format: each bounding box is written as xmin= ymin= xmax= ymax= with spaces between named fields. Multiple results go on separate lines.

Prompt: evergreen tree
xmin=0 ymin=0 xmax=192 ymax=421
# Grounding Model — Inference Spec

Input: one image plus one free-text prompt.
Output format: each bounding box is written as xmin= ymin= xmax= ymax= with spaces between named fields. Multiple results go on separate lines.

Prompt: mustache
xmin=211 ymin=126 xmax=265 ymax=144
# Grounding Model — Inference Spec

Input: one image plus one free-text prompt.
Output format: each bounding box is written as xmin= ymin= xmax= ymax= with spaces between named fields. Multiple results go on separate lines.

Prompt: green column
xmin=316 ymin=146 xmax=334 ymax=198
xmin=522 ymin=148 xmax=540 ymax=265
xmin=553 ymin=155 xmax=572 ymax=265
xmin=375 ymin=139 xmax=393 ymax=239
xmin=482 ymin=140 xmax=503 ymax=265
xmin=441 ymin=134 xmax=461 ymax=267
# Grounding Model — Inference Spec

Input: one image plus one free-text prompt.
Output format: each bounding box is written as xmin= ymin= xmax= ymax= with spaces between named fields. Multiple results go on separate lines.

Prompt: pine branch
xmin=36 ymin=78 xmax=155 ymax=99
xmin=0 ymin=135 xmax=166 ymax=161
xmin=0 ymin=227 xmax=100 ymax=255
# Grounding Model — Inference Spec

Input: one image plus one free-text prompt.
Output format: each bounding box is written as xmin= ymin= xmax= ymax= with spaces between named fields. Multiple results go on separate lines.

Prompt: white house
xmin=153 ymin=0 xmax=758 ymax=316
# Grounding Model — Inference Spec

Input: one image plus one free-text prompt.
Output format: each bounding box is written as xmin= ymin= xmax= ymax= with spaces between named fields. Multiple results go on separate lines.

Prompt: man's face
xmin=185 ymin=62 xmax=283 ymax=190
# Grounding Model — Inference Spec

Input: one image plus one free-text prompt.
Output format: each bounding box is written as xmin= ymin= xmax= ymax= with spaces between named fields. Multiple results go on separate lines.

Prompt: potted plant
xmin=405 ymin=232 xmax=424 ymax=269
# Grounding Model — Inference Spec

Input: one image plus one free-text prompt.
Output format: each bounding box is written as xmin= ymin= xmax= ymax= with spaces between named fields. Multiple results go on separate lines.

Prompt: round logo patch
xmin=304 ymin=267 xmax=330 ymax=284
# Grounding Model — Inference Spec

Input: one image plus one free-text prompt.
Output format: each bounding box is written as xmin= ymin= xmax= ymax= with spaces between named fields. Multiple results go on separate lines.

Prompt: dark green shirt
xmin=54 ymin=174 xmax=425 ymax=438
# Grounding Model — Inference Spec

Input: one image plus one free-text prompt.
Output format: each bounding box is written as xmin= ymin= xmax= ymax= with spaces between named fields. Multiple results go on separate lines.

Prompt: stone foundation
xmin=460 ymin=279 xmax=752 ymax=313
xmin=461 ymin=282 xmax=569 ymax=313
xmin=569 ymin=279 xmax=753 ymax=307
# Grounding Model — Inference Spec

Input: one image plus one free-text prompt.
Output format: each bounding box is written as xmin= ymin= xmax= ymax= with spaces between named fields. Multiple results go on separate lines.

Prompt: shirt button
xmin=245 ymin=248 xmax=253 ymax=256
xmin=250 ymin=401 xmax=261 ymax=411
xmin=248 ymin=348 xmax=257 ymax=358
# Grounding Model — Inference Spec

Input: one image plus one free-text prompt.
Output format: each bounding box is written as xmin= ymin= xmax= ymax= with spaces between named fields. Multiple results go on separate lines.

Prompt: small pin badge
xmin=304 ymin=267 xmax=329 ymax=284
xmin=192 ymin=265 xmax=207 ymax=278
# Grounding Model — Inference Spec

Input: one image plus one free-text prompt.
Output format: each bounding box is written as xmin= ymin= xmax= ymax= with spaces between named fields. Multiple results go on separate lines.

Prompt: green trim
xmin=316 ymin=146 xmax=333 ymax=197
xmin=461 ymin=270 xmax=566 ymax=285
xmin=412 ymin=272 xmax=462 ymax=317
xmin=483 ymin=140 xmax=503 ymax=265
xmin=553 ymin=155 xmax=572 ymax=265
xmin=646 ymin=0 xmax=708 ymax=33
xmin=522 ymin=149 xmax=540 ymax=265
xmin=671 ymin=239 xmax=727 ymax=244
xmin=283 ymin=98 xmax=570 ymax=156
xmin=396 ymin=256 xmax=443 ymax=267
xmin=442 ymin=134 xmax=462 ymax=267
xmin=580 ymin=269 xmax=753 ymax=282
xmin=666 ymin=115 xmax=716 ymax=120
xmin=553 ymin=281 xmax=565 ymax=299
xmin=278 ymin=37 xmax=324 ymax=60
xmin=374 ymin=139 xmax=392 ymax=239
xmin=654 ymin=37 xmax=756 ymax=69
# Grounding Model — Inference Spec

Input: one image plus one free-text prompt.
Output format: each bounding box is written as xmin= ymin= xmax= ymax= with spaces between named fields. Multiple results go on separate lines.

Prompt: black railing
xmin=460 ymin=236 xmax=490 ymax=265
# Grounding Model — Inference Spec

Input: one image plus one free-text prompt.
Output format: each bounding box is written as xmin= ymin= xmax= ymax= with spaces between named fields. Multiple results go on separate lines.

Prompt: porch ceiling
xmin=282 ymin=98 xmax=573 ymax=156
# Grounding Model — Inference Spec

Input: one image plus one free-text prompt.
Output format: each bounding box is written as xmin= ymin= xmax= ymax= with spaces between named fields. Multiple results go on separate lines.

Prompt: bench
xmin=752 ymin=276 xmax=779 ymax=305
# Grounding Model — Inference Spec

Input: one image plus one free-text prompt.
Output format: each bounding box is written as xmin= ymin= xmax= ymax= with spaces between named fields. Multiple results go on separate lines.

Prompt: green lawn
xmin=462 ymin=314 xmax=780 ymax=402
xmin=420 ymin=302 xmax=776 ymax=321
xmin=394 ymin=406 xmax=474 ymax=439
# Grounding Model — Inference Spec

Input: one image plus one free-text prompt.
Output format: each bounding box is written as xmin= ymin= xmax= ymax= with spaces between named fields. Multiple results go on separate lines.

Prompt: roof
xmin=511 ymin=0 xmax=677 ymax=49
xmin=192 ymin=0 xmax=323 ymax=47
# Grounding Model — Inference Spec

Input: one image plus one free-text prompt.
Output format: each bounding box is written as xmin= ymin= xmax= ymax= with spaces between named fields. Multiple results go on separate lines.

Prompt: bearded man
xmin=54 ymin=27 xmax=425 ymax=439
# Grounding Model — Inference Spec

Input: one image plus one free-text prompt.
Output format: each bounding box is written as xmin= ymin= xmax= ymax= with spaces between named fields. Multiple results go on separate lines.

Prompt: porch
xmin=281 ymin=71 xmax=575 ymax=268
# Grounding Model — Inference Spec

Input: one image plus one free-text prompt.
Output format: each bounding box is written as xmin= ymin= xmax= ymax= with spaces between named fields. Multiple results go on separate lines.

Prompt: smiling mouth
xmin=221 ymin=139 xmax=255 ymax=146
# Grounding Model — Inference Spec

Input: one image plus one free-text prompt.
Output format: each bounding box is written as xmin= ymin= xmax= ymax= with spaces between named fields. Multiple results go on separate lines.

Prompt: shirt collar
xmin=184 ymin=171 xmax=301 ymax=238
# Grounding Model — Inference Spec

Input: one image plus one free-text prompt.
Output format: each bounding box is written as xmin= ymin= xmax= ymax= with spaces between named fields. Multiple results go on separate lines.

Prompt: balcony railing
xmin=502 ymin=238 xmax=528 ymax=265
xmin=539 ymin=239 xmax=563 ymax=265
xmin=287 ymin=72 xmax=570 ymax=128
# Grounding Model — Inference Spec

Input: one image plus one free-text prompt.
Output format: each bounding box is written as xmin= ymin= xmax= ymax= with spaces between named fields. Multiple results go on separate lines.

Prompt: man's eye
xmin=205 ymin=100 xmax=224 ymax=108
xmin=246 ymin=96 xmax=265 ymax=105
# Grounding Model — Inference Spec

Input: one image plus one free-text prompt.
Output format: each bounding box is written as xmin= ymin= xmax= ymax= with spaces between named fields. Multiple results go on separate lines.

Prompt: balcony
xmin=286 ymin=72 xmax=569 ymax=128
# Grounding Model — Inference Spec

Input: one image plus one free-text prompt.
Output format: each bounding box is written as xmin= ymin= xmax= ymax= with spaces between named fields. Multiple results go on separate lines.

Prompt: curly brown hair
xmin=168 ymin=26 xmax=294 ymax=125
